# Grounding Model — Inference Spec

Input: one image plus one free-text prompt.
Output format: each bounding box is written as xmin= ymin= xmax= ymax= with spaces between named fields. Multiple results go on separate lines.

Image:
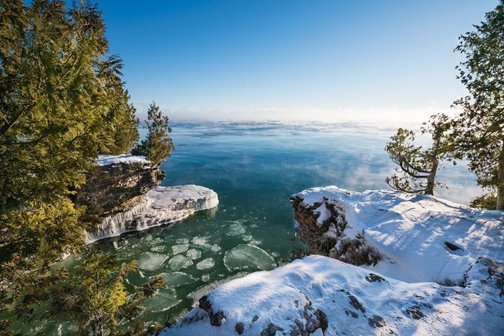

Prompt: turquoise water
xmin=20 ymin=122 xmax=480 ymax=333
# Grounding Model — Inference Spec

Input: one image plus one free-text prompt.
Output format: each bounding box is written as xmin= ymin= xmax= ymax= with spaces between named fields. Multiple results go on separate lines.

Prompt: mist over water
xmin=24 ymin=122 xmax=480 ymax=333
xmin=111 ymin=122 xmax=479 ymax=324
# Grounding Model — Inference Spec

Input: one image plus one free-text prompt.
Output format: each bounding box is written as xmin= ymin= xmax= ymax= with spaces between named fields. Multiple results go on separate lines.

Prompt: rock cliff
xmin=290 ymin=186 xmax=503 ymax=284
xmin=160 ymin=187 xmax=503 ymax=335
xmin=77 ymin=154 xmax=219 ymax=243
xmin=85 ymin=185 xmax=219 ymax=243
xmin=76 ymin=154 xmax=165 ymax=217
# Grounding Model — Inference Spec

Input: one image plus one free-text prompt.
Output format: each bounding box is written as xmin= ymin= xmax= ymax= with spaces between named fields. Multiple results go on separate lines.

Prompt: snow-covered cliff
xmin=77 ymin=154 xmax=219 ymax=243
xmin=85 ymin=185 xmax=219 ymax=243
xmin=76 ymin=154 xmax=165 ymax=217
xmin=290 ymin=186 xmax=503 ymax=284
xmin=161 ymin=187 xmax=503 ymax=335
xmin=161 ymin=255 xmax=503 ymax=336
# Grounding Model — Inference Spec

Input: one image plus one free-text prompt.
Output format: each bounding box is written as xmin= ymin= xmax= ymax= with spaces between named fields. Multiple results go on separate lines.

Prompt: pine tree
xmin=0 ymin=1 xmax=142 ymax=333
xmin=385 ymin=114 xmax=454 ymax=195
xmin=452 ymin=1 xmax=504 ymax=210
xmin=132 ymin=103 xmax=174 ymax=166
xmin=46 ymin=251 xmax=164 ymax=336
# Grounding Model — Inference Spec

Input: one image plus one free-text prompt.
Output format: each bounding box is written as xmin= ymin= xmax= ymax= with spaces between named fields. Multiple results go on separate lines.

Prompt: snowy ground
xmin=85 ymin=185 xmax=219 ymax=243
xmin=97 ymin=154 xmax=150 ymax=166
xmin=293 ymin=186 xmax=503 ymax=284
xmin=160 ymin=187 xmax=503 ymax=335
xmin=160 ymin=255 xmax=503 ymax=336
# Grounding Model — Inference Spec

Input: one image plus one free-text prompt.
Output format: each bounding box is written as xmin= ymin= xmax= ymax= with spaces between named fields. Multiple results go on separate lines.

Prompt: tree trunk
xmin=425 ymin=159 xmax=439 ymax=196
xmin=496 ymin=138 xmax=504 ymax=211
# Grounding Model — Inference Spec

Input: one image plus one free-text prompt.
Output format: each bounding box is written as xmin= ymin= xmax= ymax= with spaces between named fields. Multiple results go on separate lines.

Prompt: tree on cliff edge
xmin=132 ymin=102 xmax=174 ymax=166
xmin=0 ymin=1 xmax=152 ymax=334
xmin=385 ymin=114 xmax=454 ymax=195
xmin=452 ymin=0 xmax=504 ymax=210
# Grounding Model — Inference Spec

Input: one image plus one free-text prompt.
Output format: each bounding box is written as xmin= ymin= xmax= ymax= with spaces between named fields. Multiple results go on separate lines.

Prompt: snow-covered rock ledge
xmin=84 ymin=185 xmax=219 ymax=243
xmin=160 ymin=187 xmax=503 ymax=335
xmin=290 ymin=186 xmax=504 ymax=284
xmin=76 ymin=154 xmax=165 ymax=217
xmin=160 ymin=255 xmax=504 ymax=335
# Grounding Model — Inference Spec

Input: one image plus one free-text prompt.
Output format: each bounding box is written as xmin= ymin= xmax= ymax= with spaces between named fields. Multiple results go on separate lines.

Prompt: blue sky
xmin=97 ymin=0 xmax=498 ymax=123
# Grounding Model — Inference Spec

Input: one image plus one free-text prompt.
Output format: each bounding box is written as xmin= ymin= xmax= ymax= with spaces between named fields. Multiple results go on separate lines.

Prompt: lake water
xmin=21 ymin=121 xmax=481 ymax=334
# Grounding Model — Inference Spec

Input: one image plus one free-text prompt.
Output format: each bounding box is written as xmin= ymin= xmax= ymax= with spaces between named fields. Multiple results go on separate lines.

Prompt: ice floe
xmin=223 ymin=244 xmax=276 ymax=272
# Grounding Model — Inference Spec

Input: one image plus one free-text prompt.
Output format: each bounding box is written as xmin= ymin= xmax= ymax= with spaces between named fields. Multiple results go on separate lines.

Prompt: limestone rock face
xmin=77 ymin=155 xmax=219 ymax=243
xmin=290 ymin=192 xmax=380 ymax=267
xmin=290 ymin=186 xmax=504 ymax=284
xmin=76 ymin=154 xmax=165 ymax=217
xmin=84 ymin=185 xmax=219 ymax=243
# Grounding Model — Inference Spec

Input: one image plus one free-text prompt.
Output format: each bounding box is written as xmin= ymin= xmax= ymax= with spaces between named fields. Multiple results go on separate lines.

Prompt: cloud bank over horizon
xmin=133 ymin=102 xmax=457 ymax=127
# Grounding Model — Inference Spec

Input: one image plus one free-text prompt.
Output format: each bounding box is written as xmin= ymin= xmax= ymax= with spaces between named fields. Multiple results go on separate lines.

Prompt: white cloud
xmin=134 ymin=101 xmax=459 ymax=128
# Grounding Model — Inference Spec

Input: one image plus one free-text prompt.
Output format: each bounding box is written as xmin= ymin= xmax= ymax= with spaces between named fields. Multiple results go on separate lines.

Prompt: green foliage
xmin=97 ymin=55 xmax=140 ymax=154
xmin=1 ymin=250 xmax=164 ymax=336
xmin=132 ymin=103 xmax=174 ymax=166
xmin=0 ymin=0 xmax=141 ymax=333
xmin=385 ymin=114 xmax=454 ymax=195
xmin=470 ymin=192 xmax=497 ymax=210
xmin=452 ymin=0 xmax=504 ymax=209
xmin=49 ymin=251 xmax=164 ymax=336
xmin=0 ymin=197 xmax=83 ymax=264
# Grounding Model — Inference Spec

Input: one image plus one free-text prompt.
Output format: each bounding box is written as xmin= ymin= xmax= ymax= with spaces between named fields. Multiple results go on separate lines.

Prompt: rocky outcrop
xmin=84 ymin=185 xmax=219 ymax=243
xmin=76 ymin=155 xmax=219 ymax=243
xmin=290 ymin=195 xmax=380 ymax=266
xmin=159 ymin=187 xmax=503 ymax=335
xmin=290 ymin=186 xmax=504 ymax=284
xmin=76 ymin=154 xmax=165 ymax=217
xmin=160 ymin=255 xmax=504 ymax=336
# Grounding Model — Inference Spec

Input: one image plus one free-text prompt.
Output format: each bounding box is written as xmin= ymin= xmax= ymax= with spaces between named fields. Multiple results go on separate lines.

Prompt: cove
xmin=34 ymin=121 xmax=480 ymax=333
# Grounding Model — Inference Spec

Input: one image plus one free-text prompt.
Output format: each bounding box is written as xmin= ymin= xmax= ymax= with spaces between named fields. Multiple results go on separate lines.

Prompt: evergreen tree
xmin=452 ymin=1 xmax=504 ymax=210
xmin=97 ymin=55 xmax=139 ymax=154
xmin=0 ymin=1 xmax=142 ymax=333
xmin=385 ymin=114 xmax=453 ymax=195
xmin=132 ymin=103 xmax=174 ymax=166
xmin=470 ymin=192 xmax=497 ymax=210
xmin=46 ymin=251 xmax=164 ymax=336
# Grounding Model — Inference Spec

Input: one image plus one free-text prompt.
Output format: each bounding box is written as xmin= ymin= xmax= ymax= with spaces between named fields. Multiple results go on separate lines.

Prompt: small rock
xmin=261 ymin=323 xmax=279 ymax=336
xmin=345 ymin=309 xmax=358 ymax=318
xmin=365 ymin=273 xmax=386 ymax=283
xmin=406 ymin=305 xmax=425 ymax=320
xmin=348 ymin=294 xmax=365 ymax=313
xmin=198 ymin=295 xmax=212 ymax=311
xmin=235 ymin=322 xmax=244 ymax=335
xmin=445 ymin=241 xmax=462 ymax=251
xmin=368 ymin=315 xmax=386 ymax=328
xmin=209 ymin=310 xmax=225 ymax=326
xmin=315 ymin=309 xmax=328 ymax=331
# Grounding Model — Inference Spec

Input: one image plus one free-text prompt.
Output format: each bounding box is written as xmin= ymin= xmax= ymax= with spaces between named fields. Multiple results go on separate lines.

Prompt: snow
xmin=141 ymin=288 xmax=180 ymax=313
xmin=172 ymin=244 xmax=189 ymax=255
xmin=157 ymin=272 xmax=197 ymax=288
xmin=226 ymin=221 xmax=247 ymax=236
xmin=160 ymin=187 xmax=503 ymax=335
xmin=294 ymin=186 xmax=504 ymax=284
xmin=161 ymin=255 xmax=504 ymax=336
xmin=96 ymin=154 xmax=150 ymax=166
xmin=84 ymin=185 xmax=219 ymax=243
xmin=314 ymin=202 xmax=331 ymax=226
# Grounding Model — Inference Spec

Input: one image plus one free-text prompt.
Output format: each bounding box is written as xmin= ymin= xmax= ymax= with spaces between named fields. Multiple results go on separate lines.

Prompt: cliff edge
xmin=77 ymin=154 xmax=219 ymax=243
xmin=161 ymin=187 xmax=503 ymax=335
